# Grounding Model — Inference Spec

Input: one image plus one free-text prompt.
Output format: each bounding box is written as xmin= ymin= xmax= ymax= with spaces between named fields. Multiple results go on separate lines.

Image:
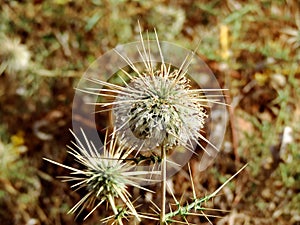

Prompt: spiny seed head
xmin=44 ymin=128 xmax=156 ymax=222
xmin=82 ymin=27 xmax=219 ymax=154
xmin=113 ymin=68 xmax=207 ymax=150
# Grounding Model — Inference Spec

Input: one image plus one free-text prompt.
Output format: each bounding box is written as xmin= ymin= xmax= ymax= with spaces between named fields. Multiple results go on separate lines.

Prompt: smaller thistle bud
xmin=44 ymin=128 xmax=156 ymax=223
xmin=0 ymin=35 xmax=30 ymax=75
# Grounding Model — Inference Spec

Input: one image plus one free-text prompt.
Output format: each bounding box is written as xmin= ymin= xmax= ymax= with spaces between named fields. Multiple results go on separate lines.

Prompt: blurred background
xmin=0 ymin=0 xmax=299 ymax=225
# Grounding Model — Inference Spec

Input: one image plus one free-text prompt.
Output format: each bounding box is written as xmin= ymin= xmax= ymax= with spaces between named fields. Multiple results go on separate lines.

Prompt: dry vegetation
xmin=0 ymin=0 xmax=299 ymax=225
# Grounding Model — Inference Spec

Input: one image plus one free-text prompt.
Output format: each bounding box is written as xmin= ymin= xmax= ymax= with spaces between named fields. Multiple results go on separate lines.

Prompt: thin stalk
xmin=108 ymin=194 xmax=124 ymax=225
xmin=160 ymin=143 xmax=167 ymax=225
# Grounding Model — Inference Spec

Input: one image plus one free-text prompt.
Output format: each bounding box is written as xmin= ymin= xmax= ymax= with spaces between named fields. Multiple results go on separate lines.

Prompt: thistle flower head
xmin=113 ymin=65 xmax=208 ymax=150
xmin=83 ymin=30 xmax=216 ymax=153
xmin=0 ymin=35 xmax=30 ymax=75
xmin=44 ymin=128 xmax=155 ymax=223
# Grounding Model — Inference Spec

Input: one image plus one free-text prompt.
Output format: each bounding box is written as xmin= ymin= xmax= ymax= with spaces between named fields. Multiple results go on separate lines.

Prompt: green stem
xmin=160 ymin=143 xmax=167 ymax=225
xmin=165 ymin=196 xmax=209 ymax=222
xmin=164 ymin=164 xmax=248 ymax=222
